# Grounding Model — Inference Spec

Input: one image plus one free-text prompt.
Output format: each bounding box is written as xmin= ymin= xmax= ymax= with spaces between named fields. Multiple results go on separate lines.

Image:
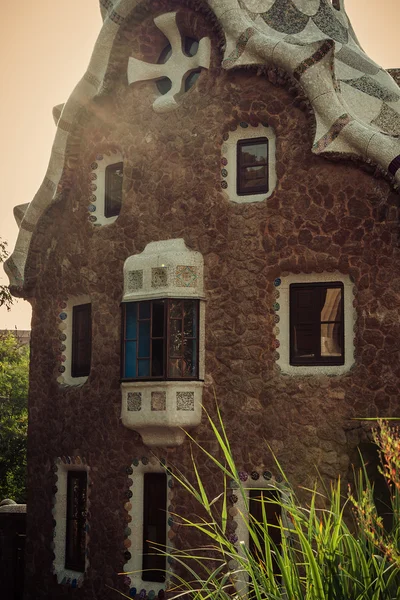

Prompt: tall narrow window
xmin=65 ymin=471 xmax=87 ymax=572
xmin=122 ymin=299 xmax=199 ymax=380
xmin=249 ymin=489 xmax=281 ymax=575
xmin=71 ymin=303 xmax=92 ymax=377
xmin=105 ymin=162 xmax=123 ymax=218
xmin=290 ymin=282 xmax=344 ymax=366
xmin=142 ymin=473 xmax=167 ymax=582
xmin=237 ymin=138 xmax=268 ymax=196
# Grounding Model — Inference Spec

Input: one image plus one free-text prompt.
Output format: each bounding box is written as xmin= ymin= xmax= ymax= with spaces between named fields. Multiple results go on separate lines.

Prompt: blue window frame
xmin=122 ymin=299 xmax=199 ymax=380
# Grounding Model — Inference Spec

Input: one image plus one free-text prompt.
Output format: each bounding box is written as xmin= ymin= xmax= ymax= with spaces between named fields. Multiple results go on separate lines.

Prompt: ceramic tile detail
xmin=176 ymin=391 xmax=195 ymax=411
xmin=127 ymin=270 xmax=143 ymax=291
xmin=175 ymin=265 xmax=198 ymax=288
xmin=151 ymin=391 xmax=166 ymax=411
xmin=127 ymin=392 xmax=142 ymax=411
xmin=151 ymin=267 xmax=168 ymax=288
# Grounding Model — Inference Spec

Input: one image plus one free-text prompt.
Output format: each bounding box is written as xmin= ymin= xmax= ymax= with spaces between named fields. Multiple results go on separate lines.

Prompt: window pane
xmin=321 ymin=287 xmax=342 ymax=322
xmin=321 ymin=323 xmax=342 ymax=357
xmin=249 ymin=489 xmax=281 ymax=575
xmin=169 ymin=320 xmax=182 ymax=356
xmin=184 ymin=301 xmax=197 ymax=338
xmin=138 ymin=359 xmax=150 ymax=377
xmin=169 ymin=300 xmax=183 ymax=319
xmin=242 ymin=166 xmax=267 ymax=188
xmin=142 ymin=473 xmax=167 ymax=582
xmin=139 ymin=302 xmax=151 ymax=319
xmin=138 ymin=321 xmax=150 ymax=357
xmin=183 ymin=338 xmax=197 ymax=377
xmin=239 ymin=141 xmax=268 ymax=166
xmin=65 ymin=471 xmax=87 ymax=572
xmin=168 ymin=358 xmax=183 ymax=378
xmin=125 ymin=303 xmax=137 ymax=339
xmin=72 ymin=304 xmax=92 ymax=377
xmin=124 ymin=341 xmax=137 ymax=378
xmin=292 ymin=324 xmax=316 ymax=359
xmin=105 ymin=162 xmax=123 ymax=218
xmin=152 ymin=339 xmax=164 ymax=377
xmin=294 ymin=288 xmax=315 ymax=323
xmin=152 ymin=301 xmax=165 ymax=338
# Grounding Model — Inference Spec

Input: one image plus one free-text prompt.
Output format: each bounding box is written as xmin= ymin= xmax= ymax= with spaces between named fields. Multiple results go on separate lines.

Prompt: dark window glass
xmin=290 ymin=282 xmax=344 ymax=366
xmin=65 ymin=471 xmax=87 ymax=572
xmin=184 ymin=37 xmax=199 ymax=57
xmin=122 ymin=299 xmax=199 ymax=380
xmin=185 ymin=70 xmax=201 ymax=92
xmin=105 ymin=162 xmax=123 ymax=218
xmin=142 ymin=473 xmax=167 ymax=582
xmin=249 ymin=489 xmax=281 ymax=575
xmin=237 ymin=138 xmax=268 ymax=195
xmin=71 ymin=303 xmax=92 ymax=377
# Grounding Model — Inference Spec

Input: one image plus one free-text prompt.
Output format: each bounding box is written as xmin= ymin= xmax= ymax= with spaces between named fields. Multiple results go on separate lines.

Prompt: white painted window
xmin=274 ymin=273 xmax=355 ymax=375
xmin=221 ymin=122 xmax=276 ymax=203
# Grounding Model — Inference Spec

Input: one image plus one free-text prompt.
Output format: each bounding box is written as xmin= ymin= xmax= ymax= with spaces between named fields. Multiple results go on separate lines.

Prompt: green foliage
xmin=121 ymin=410 xmax=400 ymax=600
xmin=0 ymin=332 xmax=29 ymax=502
xmin=0 ymin=239 xmax=13 ymax=310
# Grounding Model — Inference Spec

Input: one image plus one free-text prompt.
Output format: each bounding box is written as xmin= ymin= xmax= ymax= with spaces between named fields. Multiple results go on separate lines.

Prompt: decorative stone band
xmin=121 ymin=381 xmax=204 ymax=447
xmin=226 ymin=467 xmax=290 ymax=595
xmin=123 ymin=457 xmax=175 ymax=599
xmin=222 ymin=27 xmax=255 ymax=69
xmin=293 ymin=39 xmax=334 ymax=81
xmin=312 ymin=114 xmax=353 ymax=154
xmin=51 ymin=456 xmax=90 ymax=588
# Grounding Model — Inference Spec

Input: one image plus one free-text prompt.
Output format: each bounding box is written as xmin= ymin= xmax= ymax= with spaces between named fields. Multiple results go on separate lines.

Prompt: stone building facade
xmin=5 ymin=1 xmax=400 ymax=599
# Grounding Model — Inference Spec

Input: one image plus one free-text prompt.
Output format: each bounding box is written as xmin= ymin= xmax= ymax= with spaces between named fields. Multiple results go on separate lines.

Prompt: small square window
xmin=237 ymin=138 xmax=268 ymax=196
xmin=290 ymin=282 xmax=344 ymax=366
xmin=122 ymin=299 xmax=199 ymax=380
xmin=71 ymin=303 xmax=92 ymax=377
xmin=105 ymin=162 xmax=123 ymax=218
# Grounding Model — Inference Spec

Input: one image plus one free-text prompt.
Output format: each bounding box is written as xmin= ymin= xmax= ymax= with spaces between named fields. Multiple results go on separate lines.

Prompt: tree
xmin=0 ymin=332 xmax=29 ymax=502
xmin=0 ymin=238 xmax=13 ymax=310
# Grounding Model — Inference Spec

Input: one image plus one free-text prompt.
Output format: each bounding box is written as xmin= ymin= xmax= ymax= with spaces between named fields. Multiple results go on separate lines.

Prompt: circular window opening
xmin=156 ymin=37 xmax=202 ymax=96
xmin=156 ymin=77 xmax=172 ymax=95
xmin=158 ymin=43 xmax=172 ymax=64
xmin=184 ymin=37 xmax=199 ymax=57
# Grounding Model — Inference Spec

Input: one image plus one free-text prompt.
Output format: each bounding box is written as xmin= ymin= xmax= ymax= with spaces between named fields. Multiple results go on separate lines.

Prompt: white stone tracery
xmin=127 ymin=12 xmax=211 ymax=113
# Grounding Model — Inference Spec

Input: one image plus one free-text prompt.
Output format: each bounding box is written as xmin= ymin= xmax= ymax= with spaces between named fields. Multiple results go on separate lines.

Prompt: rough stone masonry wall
xmin=22 ymin=5 xmax=400 ymax=599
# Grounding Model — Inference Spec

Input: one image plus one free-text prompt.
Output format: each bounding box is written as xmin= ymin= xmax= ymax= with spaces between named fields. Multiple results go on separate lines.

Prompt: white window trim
xmin=275 ymin=272 xmax=355 ymax=375
xmin=230 ymin=475 xmax=290 ymax=595
xmin=221 ymin=123 xmax=276 ymax=204
xmin=88 ymin=151 xmax=123 ymax=226
xmin=52 ymin=457 xmax=90 ymax=586
xmin=57 ymin=295 xmax=91 ymax=386
xmin=124 ymin=458 xmax=173 ymax=595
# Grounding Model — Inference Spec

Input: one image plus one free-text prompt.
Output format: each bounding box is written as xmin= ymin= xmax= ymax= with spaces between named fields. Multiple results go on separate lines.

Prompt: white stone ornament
xmin=127 ymin=12 xmax=211 ymax=113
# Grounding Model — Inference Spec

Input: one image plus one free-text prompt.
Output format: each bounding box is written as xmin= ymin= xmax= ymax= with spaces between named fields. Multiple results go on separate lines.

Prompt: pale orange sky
xmin=0 ymin=0 xmax=398 ymax=330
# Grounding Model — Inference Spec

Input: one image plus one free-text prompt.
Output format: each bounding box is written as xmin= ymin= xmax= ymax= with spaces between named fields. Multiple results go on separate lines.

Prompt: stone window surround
xmin=275 ymin=272 xmax=355 ymax=375
xmin=124 ymin=458 xmax=173 ymax=596
xmin=229 ymin=472 xmax=289 ymax=595
xmin=88 ymin=150 xmax=124 ymax=226
xmin=221 ymin=123 xmax=276 ymax=204
xmin=52 ymin=457 xmax=90 ymax=587
xmin=57 ymin=295 xmax=91 ymax=387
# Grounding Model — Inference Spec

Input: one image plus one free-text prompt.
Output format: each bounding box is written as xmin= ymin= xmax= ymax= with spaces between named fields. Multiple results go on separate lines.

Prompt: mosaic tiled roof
xmin=5 ymin=0 xmax=400 ymax=290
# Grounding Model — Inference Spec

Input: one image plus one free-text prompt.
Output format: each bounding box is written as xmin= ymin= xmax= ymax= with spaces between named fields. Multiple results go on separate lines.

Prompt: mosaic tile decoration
xmin=175 ymin=265 xmax=198 ymax=288
xmin=293 ymin=40 xmax=334 ymax=81
xmin=313 ymin=114 xmax=353 ymax=154
xmin=128 ymin=270 xmax=143 ymax=291
xmin=6 ymin=0 xmax=400 ymax=292
xmin=176 ymin=391 xmax=195 ymax=411
xmin=127 ymin=392 xmax=142 ymax=411
xmin=152 ymin=267 xmax=168 ymax=288
xmin=372 ymin=104 xmax=400 ymax=136
xmin=151 ymin=391 xmax=166 ymax=411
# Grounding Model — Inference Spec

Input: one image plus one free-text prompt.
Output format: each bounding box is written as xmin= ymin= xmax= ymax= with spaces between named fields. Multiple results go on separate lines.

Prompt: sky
xmin=0 ymin=0 xmax=398 ymax=331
